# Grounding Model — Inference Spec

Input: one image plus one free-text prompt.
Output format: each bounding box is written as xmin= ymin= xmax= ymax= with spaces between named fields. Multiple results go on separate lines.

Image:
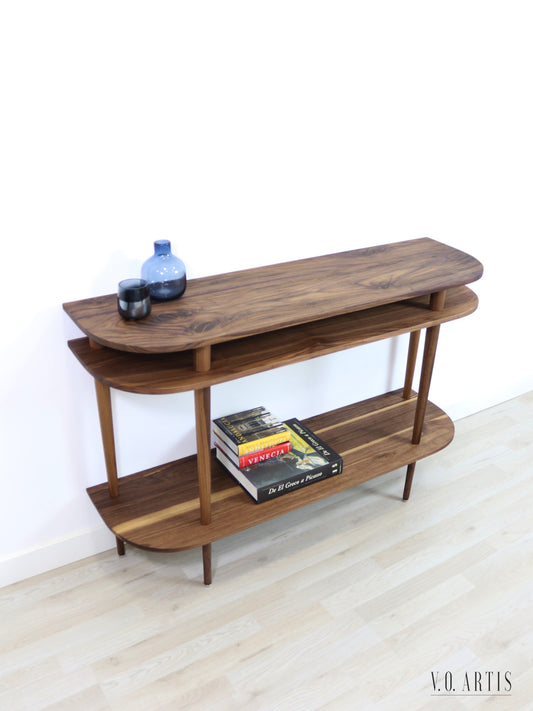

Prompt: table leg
xmin=403 ymin=330 xmax=420 ymax=399
xmin=194 ymin=386 xmax=212 ymax=526
xmin=194 ymin=346 xmax=213 ymax=584
xmin=403 ymin=462 xmax=416 ymax=501
xmin=94 ymin=380 xmax=119 ymax=497
xmin=202 ymin=544 xmax=212 ymax=585
xmin=403 ymin=290 xmax=446 ymax=499
xmin=94 ymin=379 xmax=124 ymax=554
xmin=411 ymin=323 xmax=441 ymax=445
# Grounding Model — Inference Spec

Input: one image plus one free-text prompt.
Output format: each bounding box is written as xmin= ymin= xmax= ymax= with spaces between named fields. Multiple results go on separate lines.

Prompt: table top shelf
xmin=64 ymin=238 xmax=483 ymax=354
xmin=68 ymin=285 xmax=478 ymax=394
xmin=87 ymin=390 xmax=454 ymax=551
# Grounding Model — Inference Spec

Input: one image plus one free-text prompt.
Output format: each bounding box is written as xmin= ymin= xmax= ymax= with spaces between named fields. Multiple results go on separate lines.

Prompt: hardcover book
xmin=216 ymin=418 xmax=343 ymax=503
xmin=215 ymin=439 xmax=292 ymax=469
xmin=213 ymin=406 xmax=290 ymax=456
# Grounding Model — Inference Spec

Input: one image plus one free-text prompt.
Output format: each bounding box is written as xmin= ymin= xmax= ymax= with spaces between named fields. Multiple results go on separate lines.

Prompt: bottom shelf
xmin=87 ymin=389 xmax=454 ymax=552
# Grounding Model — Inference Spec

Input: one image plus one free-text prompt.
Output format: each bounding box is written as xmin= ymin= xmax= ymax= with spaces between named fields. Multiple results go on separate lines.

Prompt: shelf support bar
xmin=404 ymin=290 xmax=446 ymax=500
xmin=194 ymin=345 xmax=213 ymax=585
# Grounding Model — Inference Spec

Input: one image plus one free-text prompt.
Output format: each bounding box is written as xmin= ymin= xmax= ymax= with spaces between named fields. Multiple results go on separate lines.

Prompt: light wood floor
xmin=2 ymin=391 xmax=532 ymax=711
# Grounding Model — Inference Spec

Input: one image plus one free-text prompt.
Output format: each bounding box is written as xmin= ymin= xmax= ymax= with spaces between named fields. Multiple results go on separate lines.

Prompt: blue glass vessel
xmin=141 ymin=240 xmax=187 ymax=301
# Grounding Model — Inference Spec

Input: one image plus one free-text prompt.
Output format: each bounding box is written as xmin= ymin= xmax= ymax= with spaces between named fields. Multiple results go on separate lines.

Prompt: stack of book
xmin=214 ymin=406 xmax=343 ymax=503
xmin=213 ymin=407 xmax=291 ymax=468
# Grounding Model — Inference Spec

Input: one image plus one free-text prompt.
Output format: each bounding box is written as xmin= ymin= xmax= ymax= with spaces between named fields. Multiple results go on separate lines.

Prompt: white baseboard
xmin=449 ymin=378 xmax=533 ymax=422
xmin=0 ymin=526 xmax=116 ymax=589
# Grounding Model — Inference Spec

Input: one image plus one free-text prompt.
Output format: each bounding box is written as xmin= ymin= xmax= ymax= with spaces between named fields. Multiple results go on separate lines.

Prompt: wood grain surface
xmin=63 ymin=238 xmax=483 ymax=353
xmin=67 ymin=285 xmax=478 ymax=394
xmin=87 ymin=390 xmax=454 ymax=552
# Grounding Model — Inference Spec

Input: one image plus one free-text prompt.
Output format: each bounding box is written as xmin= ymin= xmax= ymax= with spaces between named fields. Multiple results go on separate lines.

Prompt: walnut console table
xmin=64 ymin=238 xmax=483 ymax=585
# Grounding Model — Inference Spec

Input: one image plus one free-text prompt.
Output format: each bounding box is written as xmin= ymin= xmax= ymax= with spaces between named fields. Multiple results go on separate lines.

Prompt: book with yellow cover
xmin=215 ymin=439 xmax=292 ymax=468
xmin=212 ymin=406 xmax=290 ymax=456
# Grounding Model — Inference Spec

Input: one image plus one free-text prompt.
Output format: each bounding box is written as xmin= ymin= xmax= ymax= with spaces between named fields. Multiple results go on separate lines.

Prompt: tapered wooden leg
xmin=412 ymin=323 xmax=441 ymax=445
xmin=403 ymin=324 xmax=440 ymax=500
xmin=202 ymin=544 xmax=212 ymax=585
xmin=404 ymin=291 xmax=446 ymax=500
xmin=403 ymin=462 xmax=416 ymax=500
xmin=194 ymin=345 xmax=213 ymax=584
xmin=94 ymin=380 xmax=119 ymax=498
xmin=194 ymin=386 xmax=212 ymax=526
xmin=403 ymin=330 xmax=421 ymax=399
xmin=94 ymin=380 xmax=125 ymax=556
xmin=195 ymin=387 xmax=213 ymax=585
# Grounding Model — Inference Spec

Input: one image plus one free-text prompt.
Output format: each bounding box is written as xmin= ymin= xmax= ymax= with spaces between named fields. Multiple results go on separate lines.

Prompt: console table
xmin=63 ymin=237 xmax=483 ymax=585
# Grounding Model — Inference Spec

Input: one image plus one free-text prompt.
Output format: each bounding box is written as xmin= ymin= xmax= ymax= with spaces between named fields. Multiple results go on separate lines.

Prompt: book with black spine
xmin=216 ymin=418 xmax=343 ymax=503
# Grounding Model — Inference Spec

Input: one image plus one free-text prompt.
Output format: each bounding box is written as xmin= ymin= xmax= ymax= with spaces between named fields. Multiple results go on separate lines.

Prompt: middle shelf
xmin=68 ymin=286 xmax=478 ymax=394
xmin=87 ymin=389 xmax=454 ymax=552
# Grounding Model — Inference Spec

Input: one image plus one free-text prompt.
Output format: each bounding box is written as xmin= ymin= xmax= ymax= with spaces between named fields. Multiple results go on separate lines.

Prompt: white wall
xmin=1 ymin=1 xmax=532 ymax=587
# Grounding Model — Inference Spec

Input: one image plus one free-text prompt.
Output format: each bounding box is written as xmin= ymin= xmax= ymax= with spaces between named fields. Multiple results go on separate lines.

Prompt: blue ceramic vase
xmin=141 ymin=240 xmax=187 ymax=301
